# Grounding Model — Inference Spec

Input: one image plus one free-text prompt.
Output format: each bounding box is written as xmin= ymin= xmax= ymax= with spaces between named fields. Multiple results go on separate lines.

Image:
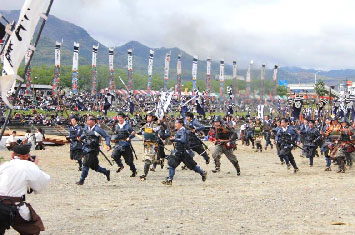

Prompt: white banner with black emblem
xmin=2 ymin=0 xmax=46 ymax=76
xmin=108 ymin=47 xmax=114 ymax=71
xmin=219 ymin=60 xmax=225 ymax=82
xmin=148 ymin=49 xmax=154 ymax=76
xmin=127 ymin=49 xmax=133 ymax=71
xmin=72 ymin=42 xmax=80 ymax=71
xmin=177 ymin=54 xmax=182 ymax=75
xmin=92 ymin=45 xmax=98 ymax=67
xmin=232 ymin=61 xmax=237 ymax=79
xmin=192 ymin=56 xmax=198 ymax=80
xmin=55 ymin=41 xmax=61 ymax=67
xmin=164 ymin=53 xmax=170 ymax=81
xmin=207 ymin=58 xmax=211 ymax=76
xmin=257 ymin=104 xmax=264 ymax=119
xmin=273 ymin=65 xmax=278 ymax=81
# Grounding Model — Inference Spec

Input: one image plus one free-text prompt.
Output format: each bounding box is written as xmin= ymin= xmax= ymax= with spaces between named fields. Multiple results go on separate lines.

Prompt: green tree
xmin=277 ymin=85 xmax=288 ymax=97
xmin=314 ymin=79 xmax=327 ymax=97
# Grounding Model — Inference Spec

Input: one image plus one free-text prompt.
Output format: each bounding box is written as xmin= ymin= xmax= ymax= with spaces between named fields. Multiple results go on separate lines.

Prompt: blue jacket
xmin=276 ymin=126 xmax=300 ymax=146
xmin=184 ymin=118 xmax=205 ymax=132
xmin=68 ymin=124 xmax=83 ymax=150
xmin=80 ymin=124 xmax=111 ymax=153
xmin=114 ymin=122 xmax=135 ymax=147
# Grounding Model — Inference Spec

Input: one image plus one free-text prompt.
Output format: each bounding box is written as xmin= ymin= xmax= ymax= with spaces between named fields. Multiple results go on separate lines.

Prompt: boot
xmin=202 ymin=171 xmax=207 ymax=182
xmin=116 ymin=165 xmax=124 ymax=173
xmin=105 ymin=170 xmax=111 ymax=181
xmin=160 ymin=159 xmax=164 ymax=169
xmin=130 ymin=171 xmax=137 ymax=177
xmin=162 ymin=178 xmax=172 ymax=185
xmin=76 ymin=180 xmax=84 ymax=185
xmin=294 ymin=168 xmax=299 ymax=173
xmin=212 ymin=167 xmax=220 ymax=173
xmin=287 ymin=164 xmax=291 ymax=170
xmin=139 ymin=175 xmax=146 ymax=181
xmin=324 ymin=167 xmax=331 ymax=171
xmin=234 ymin=162 xmax=241 ymax=176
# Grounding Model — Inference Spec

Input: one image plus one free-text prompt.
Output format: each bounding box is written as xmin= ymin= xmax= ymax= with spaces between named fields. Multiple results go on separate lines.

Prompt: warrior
xmin=275 ymin=118 xmax=300 ymax=173
xmin=211 ymin=115 xmax=240 ymax=175
xmin=254 ymin=118 xmax=264 ymax=152
xmin=272 ymin=120 xmax=284 ymax=164
xmin=331 ymin=118 xmax=354 ymax=173
xmin=67 ymin=116 xmax=84 ymax=171
xmin=151 ymin=116 xmax=170 ymax=171
xmin=301 ymin=120 xmax=321 ymax=167
xmin=245 ymin=119 xmax=255 ymax=148
xmin=76 ymin=115 xmax=111 ymax=185
xmin=263 ymin=115 xmax=273 ymax=150
xmin=162 ymin=119 xmax=207 ymax=185
xmin=111 ymin=112 xmax=137 ymax=177
xmin=0 ymin=144 xmax=50 ymax=234
xmin=140 ymin=111 xmax=160 ymax=181
xmin=323 ymin=118 xmax=341 ymax=171
xmin=184 ymin=112 xmax=210 ymax=164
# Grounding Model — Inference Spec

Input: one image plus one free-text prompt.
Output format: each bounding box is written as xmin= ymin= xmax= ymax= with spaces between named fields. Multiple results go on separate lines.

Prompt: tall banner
xmin=219 ymin=59 xmax=225 ymax=100
xmin=71 ymin=42 xmax=79 ymax=94
xmin=273 ymin=65 xmax=278 ymax=97
xmin=24 ymin=48 xmax=32 ymax=95
xmin=163 ymin=52 xmax=170 ymax=92
xmin=192 ymin=56 xmax=198 ymax=93
xmin=147 ymin=49 xmax=154 ymax=92
xmin=232 ymin=60 xmax=238 ymax=101
xmin=1 ymin=0 xmax=47 ymax=107
xmin=91 ymin=44 xmax=98 ymax=96
xmin=176 ymin=54 xmax=182 ymax=96
xmin=206 ymin=58 xmax=211 ymax=94
xmin=109 ymin=47 xmax=115 ymax=92
xmin=127 ymin=49 xmax=133 ymax=90
xmin=52 ymin=41 xmax=61 ymax=95
xmin=246 ymin=60 xmax=253 ymax=96
xmin=260 ymin=64 xmax=266 ymax=99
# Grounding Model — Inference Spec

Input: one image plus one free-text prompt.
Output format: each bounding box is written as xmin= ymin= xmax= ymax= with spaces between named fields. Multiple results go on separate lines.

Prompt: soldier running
xmin=111 ymin=112 xmax=137 ymax=177
xmin=211 ymin=116 xmax=240 ymax=175
xmin=162 ymin=119 xmax=207 ymax=185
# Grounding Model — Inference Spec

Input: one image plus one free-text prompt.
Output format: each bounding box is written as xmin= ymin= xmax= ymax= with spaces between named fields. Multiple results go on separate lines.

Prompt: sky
xmin=3 ymin=0 xmax=355 ymax=70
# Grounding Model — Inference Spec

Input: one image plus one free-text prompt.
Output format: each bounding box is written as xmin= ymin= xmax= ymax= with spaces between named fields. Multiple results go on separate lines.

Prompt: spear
xmin=118 ymin=76 xmax=143 ymax=113
xmin=0 ymin=0 xmax=55 ymax=142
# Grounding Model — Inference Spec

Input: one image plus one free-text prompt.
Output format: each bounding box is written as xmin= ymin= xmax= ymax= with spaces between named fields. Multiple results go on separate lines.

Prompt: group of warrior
xmin=239 ymin=115 xmax=354 ymax=173
xmin=67 ymin=111 xmax=240 ymax=186
xmin=66 ymin=108 xmax=355 ymax=188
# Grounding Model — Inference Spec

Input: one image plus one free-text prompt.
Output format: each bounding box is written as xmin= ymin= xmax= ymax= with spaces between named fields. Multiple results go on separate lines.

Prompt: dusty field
xmin=1 ymin=141 xmax=355 ymax=235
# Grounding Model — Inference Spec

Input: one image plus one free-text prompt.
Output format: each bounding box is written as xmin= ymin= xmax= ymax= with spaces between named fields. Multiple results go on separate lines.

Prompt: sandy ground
xmin=1 ymin=141 xmax=355 ymax=235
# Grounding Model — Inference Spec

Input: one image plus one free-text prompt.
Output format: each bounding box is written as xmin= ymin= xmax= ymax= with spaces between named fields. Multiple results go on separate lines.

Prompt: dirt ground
xmin=1 ymin=141 xmax=355 ymax=235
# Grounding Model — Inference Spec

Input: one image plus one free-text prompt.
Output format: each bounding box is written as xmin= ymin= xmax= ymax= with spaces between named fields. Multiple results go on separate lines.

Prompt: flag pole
xmin=0 ymin=0 xmax=55 ymax=141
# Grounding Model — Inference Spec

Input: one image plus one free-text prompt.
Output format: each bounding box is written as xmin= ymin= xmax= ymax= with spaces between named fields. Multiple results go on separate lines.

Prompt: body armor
xmin=82 ymin=129 xmax=100 ymax=150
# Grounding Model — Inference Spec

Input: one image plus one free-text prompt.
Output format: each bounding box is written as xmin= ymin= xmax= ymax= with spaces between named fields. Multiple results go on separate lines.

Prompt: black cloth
xmin=83 ymin=150 xmax=100 ymax=170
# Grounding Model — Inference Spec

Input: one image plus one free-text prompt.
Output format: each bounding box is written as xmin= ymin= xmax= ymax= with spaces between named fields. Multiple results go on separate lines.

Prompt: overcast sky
xmin=3 ymin=0 xmax=355 ymax=70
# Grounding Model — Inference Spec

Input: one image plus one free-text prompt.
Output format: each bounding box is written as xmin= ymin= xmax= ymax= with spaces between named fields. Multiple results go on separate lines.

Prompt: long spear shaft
xmin=118 ymin=76 xmax=143 ymax=112
xmin=0 ymin=0 xmax=55 ymax=142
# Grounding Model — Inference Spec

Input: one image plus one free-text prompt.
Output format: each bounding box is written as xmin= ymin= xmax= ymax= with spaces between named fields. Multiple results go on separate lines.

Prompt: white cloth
xmin=5 ymin=135 xmax=16 ymax=146
xmin=0 ymin=159 xmax=50 ymax=221
xmin=25 ymin=133 xmax=33 ymax=143
xmin=118 ymin=121 xmax=126 ymax=129
xmin=35 ymin=132 xmax=44 ymax=142
xmin=0 ymin=159 xmax=50 ymax=197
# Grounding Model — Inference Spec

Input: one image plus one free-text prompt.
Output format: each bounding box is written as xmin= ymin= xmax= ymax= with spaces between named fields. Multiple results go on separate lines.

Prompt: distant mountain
xmin=1 ymin=10 xmax=355 ymax=86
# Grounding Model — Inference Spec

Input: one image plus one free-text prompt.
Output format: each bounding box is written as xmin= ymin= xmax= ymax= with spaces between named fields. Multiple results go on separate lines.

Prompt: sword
xmin=99 ymin=149 xmax=113 ymax=166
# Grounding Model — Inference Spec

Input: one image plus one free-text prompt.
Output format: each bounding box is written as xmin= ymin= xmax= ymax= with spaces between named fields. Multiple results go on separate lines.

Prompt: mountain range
xmin=1 ymin=10 xmax=355 ymax=86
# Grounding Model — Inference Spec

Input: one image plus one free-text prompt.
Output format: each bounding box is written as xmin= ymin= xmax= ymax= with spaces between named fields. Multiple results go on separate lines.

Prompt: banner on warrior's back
xmin=1 ymin=0 xmax=47 ymax=108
